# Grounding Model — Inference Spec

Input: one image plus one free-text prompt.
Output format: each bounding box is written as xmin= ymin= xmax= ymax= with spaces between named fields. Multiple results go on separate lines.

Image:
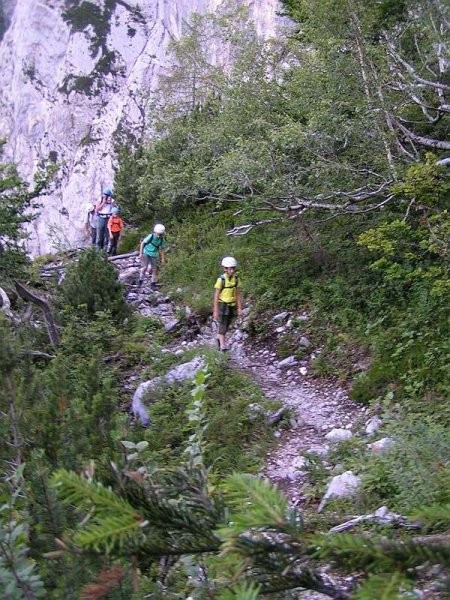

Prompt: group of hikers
xmin=85 ymin=188 xmax=124 ymax=255
xmin=85 ymin=187 xmax=243 ymax=351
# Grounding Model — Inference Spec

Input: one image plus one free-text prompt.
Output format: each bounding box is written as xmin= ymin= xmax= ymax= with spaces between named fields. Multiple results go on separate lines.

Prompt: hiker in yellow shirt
xmin=213 ymin=256 xmax=243 ymax=352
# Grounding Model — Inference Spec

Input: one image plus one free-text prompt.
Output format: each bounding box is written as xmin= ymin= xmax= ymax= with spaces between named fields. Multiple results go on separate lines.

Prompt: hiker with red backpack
xmin=107 ymin=206 xmax=124 ymax=255
xmin=138 ymin=224 xmax=167 ymax=290
xmin=213 ymin=256 xmax=243 ymax=352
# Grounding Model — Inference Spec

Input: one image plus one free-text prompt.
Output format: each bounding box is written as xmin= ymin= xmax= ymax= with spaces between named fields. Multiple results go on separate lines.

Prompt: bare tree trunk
xmin=349 ymin=8 xmax=398 ymax=178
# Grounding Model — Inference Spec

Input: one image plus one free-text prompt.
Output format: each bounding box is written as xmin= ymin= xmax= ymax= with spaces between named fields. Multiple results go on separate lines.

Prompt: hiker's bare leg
xmin=139 ymin=259 xmax=149 ymax=285
xmin=217 ymin=333 xmax=226 ymax=350
xmin=151 ymin=265 xmax=158 ymax=284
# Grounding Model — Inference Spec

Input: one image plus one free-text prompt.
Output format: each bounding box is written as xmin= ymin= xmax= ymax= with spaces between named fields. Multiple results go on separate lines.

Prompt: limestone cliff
xmin=0 ymin=0 xmax=283 ymax=255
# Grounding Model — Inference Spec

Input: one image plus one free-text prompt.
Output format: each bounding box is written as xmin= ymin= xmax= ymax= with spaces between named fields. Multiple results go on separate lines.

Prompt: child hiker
xmin=85 ymin=203 xmax=98 ymax=245
xmin=107 ymin=206 xmax=124 ymax=255
xmin=213 ymin=256 xmax=243 ymax=352
xmin=138 ymin=223 xmax=167 ymax=290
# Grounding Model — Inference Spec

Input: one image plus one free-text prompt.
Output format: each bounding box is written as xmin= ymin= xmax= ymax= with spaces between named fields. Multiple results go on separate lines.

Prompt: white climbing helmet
xmin=221 ymin=256 xmax=237 ymax=268
xmin=153 ymin=223 xmax=166 ymax=235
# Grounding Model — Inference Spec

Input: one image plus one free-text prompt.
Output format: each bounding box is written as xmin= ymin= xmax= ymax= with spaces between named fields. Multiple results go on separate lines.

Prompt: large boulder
xmin=132 ymin=356 xmax=206 ymax=426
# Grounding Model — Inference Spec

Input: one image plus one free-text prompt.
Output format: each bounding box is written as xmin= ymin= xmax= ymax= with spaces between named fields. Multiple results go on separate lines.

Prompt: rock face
xmin=0 ymin=0 xmax=283 ymax=256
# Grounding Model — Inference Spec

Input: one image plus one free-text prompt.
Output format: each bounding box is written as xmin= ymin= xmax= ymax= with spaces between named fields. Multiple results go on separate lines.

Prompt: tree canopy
xmin=116 ymin=0 xmax=448 ymax=232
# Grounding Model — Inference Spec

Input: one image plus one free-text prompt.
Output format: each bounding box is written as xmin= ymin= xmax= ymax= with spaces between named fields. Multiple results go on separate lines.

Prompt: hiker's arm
xmin=213 ymin=289 xmax=220 ymax=320
xmin=236 ymin=288 xmax=243 ymax=316
xmin=138 ymin=240 xmax=144 ymax=257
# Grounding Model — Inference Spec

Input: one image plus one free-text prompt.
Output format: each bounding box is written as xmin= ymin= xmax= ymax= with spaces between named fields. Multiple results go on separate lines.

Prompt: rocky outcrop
xmin=0 ymin=0 xmax=284 ymax=256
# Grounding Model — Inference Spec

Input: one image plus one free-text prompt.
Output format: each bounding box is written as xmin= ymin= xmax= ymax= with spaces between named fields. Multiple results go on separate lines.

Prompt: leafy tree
xmin=114 ymin=145 xmax=148 ymax=226
xmin=0 ymin=142 xmax=56 ymax=278
xmin=0 ymin=151 xmax=34 ymax=278
xmin=123 ymin=1 xmax=448 ymax=234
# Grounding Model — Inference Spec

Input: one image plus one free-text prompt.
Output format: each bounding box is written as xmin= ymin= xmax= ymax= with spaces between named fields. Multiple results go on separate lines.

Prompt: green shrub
xmin=57 ymin=248 xmax=130 ymax=322
xmin=359 ymin=421 xmax=450 ymax=513
xmin=129 ymin=357 xmax=278 ymax=474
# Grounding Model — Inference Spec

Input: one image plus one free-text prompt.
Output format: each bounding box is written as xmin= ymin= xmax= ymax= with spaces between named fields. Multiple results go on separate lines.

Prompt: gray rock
xmin=164 ymin=319 xmax=180 ymax=332
xmin=278 ymin=356 xmax=298 ymax=368
xmin=325 ymin=428 xmax=353 ymax=443
xmin=365 ymin=416 xmax=382 ymax=435
xmin=273 ymin=311 xmax=290 ymax=322
xmin=318 ymin=471 xmax=361 ymax=512
xmin=118 ymin=268 xmax=138 ymax=285
xmin=367 ymin=437 xmax=395 ymax=454
xmin=132 ymin=356 xmax=206 ymax=426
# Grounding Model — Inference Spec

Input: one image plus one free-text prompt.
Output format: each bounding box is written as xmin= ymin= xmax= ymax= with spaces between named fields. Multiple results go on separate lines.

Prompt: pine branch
xmin=73 ymin=515 xmax=146 ymax=554
xmin=51 ymin=470 xmax=146 ymax=554
xmin=220 ymin=474 xmax=289 ymax=534
xmin=217 ymin=581 xmax=261 ymax=600
xmin=313 ymin=532 xmax=450 ymax=571
xmin=51 ymin=470 xmax=139 ymax=520
xmin=411 ymin=503 xmax=450 ymax=528
xmin=352 ymin=573 xmax=410 ymax=600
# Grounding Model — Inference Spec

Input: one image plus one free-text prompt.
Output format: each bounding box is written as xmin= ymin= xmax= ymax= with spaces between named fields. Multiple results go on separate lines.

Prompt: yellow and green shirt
xmin=214 ymin=273 xmax=240 ymax=305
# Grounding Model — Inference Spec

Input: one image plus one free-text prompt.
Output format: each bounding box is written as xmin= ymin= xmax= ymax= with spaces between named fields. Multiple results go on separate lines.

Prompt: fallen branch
xmin=329 ymin=506 xmax=420 ymax=533
xmin=108 ymin=251 xmax=138 ymax=262
xmin=21 ymin=351 xmax=55 ymax=361
xmin=227 ymin=219 xmax=283 ymax=236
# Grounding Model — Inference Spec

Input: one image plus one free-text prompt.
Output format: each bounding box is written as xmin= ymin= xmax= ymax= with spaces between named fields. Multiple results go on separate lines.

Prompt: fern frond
xmin=353 ymin=573 xmax=411 ymax=600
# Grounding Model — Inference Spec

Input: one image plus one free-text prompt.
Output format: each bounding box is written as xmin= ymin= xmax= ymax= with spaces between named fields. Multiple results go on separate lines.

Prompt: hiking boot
xmin=138 ymin=278 xmax=143 ymax=287
xmin=150 ymin=282 xmax=157 ymax=291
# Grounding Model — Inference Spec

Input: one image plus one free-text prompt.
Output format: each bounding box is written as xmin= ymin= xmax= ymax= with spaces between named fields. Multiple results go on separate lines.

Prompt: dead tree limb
xmin=14 ymin=282 xmax=60 ymax=347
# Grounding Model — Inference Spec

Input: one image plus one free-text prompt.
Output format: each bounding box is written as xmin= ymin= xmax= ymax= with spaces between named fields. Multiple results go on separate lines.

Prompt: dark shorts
xmin=218 ymin=302 xmax=236 ymax=335
xmin=141 ymin=254 xmax=159 ymax=269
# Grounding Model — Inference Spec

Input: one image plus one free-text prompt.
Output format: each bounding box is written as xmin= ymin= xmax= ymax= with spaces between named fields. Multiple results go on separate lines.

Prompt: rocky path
xmin=115 ymin=254 xmax=368 ymax=508
xmin=233 ymin=349 xmax=367 ymax=505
